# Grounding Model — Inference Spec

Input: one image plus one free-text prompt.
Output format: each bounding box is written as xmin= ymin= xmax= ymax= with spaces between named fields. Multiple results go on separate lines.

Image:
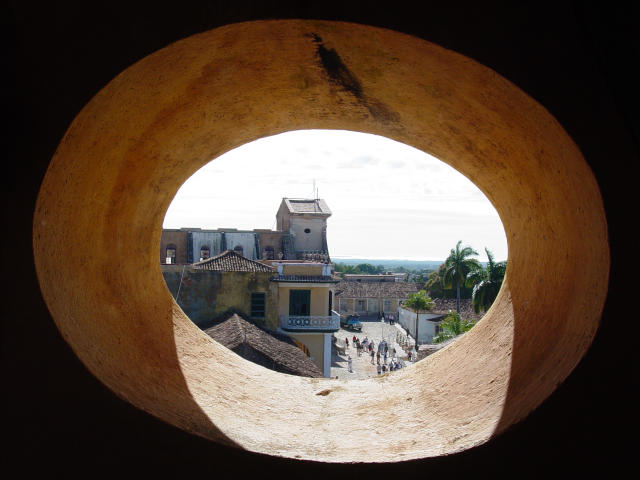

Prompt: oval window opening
xmin=161 ymin=129 xmax=507 ymax=378
xmin=33 ymin=19 xmax=608 ymax=463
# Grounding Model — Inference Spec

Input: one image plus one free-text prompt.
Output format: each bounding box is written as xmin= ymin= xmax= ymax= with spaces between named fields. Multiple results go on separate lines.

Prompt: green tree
xmin=426 ymin=263 xmax=473 ymax=299
xmin=466 ymin=248 xmax=507 ymax=313
xmin=425 ymin=264 xmax=446 ymax=297
xmin=356 ymin=263 xmax=377 ymax=274
xmin=412 ymin=273 xmax=426 ymax=284
xmin=443 ymin=240 xmax=481 ymax=313
xmin=433 ymin=311 xmax=476 ymax=343
xmin=403 ymin=290 xmax=434 ymax=345
xmin=333 ymin=262 xmax=352 ymax=273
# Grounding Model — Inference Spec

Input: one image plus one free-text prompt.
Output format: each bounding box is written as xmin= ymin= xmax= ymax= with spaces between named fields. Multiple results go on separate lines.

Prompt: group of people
xmin=376 ymin=358 xmax=403 ymax=375
xmin=344 ymin=334 xmax=405 ymax=375
xmin=378 ymin=311 xmax=395 ymax=325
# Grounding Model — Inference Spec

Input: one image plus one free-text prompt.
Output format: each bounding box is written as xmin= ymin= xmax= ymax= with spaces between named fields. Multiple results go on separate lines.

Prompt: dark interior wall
xmin=160 ymin=230 xmax=189 ymax=264
xmin=5 ymin=1 xmax=636 ymax=477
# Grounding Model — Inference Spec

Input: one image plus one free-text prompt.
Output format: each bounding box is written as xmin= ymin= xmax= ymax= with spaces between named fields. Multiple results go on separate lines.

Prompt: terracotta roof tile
xmin=204 ymin=314 xmax=323 ymax=377
xmin=193 ymin=249 xmax=275 ymax=272
xmin=430 ymin=298 xmax=484 ymax=321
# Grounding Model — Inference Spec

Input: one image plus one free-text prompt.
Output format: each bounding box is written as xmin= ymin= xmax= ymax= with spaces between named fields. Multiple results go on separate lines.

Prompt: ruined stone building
xmin=160 ymin=197 xmax=332 ymax=264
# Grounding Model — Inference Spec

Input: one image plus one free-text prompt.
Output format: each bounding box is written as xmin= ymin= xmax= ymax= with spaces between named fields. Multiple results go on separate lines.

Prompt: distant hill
xmin=331 ymin=258 xmax=444 ymax=271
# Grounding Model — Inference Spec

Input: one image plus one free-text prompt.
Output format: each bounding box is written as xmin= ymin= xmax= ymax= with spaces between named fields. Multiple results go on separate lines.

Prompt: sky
xmin=163 ymin=130 xmax=508 ymax=262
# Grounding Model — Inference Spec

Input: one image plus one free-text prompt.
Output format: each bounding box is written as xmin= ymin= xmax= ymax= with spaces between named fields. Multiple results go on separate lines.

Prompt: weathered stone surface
xmin=33 ymin=20 xmax=609 ymax=463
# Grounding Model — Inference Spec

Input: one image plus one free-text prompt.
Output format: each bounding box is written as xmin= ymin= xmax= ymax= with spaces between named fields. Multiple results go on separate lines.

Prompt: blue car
xmin=340 ymin=314 xmax=362 ymax=331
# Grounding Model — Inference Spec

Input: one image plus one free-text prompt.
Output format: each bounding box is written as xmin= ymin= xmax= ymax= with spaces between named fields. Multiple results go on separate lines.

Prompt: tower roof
xmin=280 ymin=198 xmax=331 ymax=216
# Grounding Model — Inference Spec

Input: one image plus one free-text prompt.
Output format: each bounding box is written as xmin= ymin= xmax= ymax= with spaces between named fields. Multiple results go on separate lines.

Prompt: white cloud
xmin=163 ymin=130 xmax=508 ymax=261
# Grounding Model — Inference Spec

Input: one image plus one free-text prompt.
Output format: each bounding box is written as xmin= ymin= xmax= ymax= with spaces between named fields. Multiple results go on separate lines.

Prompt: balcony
xmin=280 ymin=311 xmax=341 ymax=332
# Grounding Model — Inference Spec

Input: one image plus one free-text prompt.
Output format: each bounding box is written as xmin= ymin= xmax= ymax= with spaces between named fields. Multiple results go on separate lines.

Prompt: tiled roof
xmin=204 ymin=314 xmax=323 ymax=377
xmin=283 ymin=198 xmax=331 ymax=216
xmin=271 ymin=275 xmax=338 ymax=283
xmin=430 ymin=298 xmax=485 ymax=322
xmin=334 ymin=280 xmax=419 ymax=298
xmin=193 ymin=249 xmax=275 ymax=272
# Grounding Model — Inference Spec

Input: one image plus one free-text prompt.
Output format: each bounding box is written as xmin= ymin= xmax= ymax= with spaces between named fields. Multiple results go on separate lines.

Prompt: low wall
xmin=398 ymin=306 xmax=443 ymax=344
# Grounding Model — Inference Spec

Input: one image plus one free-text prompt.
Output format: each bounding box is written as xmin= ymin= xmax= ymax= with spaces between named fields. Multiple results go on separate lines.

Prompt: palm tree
xmin=403 ymin=290 xmax=434 ymax=346
xmin=433 ymin=311 xmax=476 ymax=343
xmin=442 ymin=240 xmax=481 ymax=314
xmin=466 ymin=248 xmax=507 ymax=313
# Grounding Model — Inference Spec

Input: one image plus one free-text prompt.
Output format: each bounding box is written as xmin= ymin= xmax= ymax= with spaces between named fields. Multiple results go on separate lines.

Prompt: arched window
xmin=234 ymin=245 xmax=243 ymax=256
xmin=264 ymin=246 xmax=274 ymax=260
xmin=165 ymin=244 xmax=177 ymax=264
xmin=200 ymin=245 xmax=210 ymax=261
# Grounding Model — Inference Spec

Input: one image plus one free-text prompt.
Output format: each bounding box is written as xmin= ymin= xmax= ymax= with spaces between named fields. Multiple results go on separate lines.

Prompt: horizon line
xmin=331 ymin=256 xmax=445 ymax=262
xmin=331 ymin=255 xmax=506 ymax=262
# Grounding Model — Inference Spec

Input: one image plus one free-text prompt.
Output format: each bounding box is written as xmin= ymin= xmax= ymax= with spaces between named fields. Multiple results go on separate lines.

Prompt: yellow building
xmin=263 ymin=260 xmax=340 ymax=377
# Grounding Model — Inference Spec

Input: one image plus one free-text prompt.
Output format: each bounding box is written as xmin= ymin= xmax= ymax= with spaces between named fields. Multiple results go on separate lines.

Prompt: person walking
xmin=345 ymin=337 xmax=349 ymax=349
xmin=370 ymin=348 xmax=375 ymax=364
xmin=376 ymin=350 xmax=381 ymax=365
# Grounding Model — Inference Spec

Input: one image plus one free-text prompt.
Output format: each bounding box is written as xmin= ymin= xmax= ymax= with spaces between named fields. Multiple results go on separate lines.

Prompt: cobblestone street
xmin=331 ymin=316 xmax=415 ymax=379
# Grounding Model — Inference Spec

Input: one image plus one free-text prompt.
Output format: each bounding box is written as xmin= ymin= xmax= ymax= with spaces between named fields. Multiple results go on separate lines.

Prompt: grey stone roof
xmin=271 ymin=275 xmax=338 ymax=283
xmin=204 ymin=314 xmax=323 ymax=378
xmin=193 ymin=249 xmax=275 ymax=272
xmin=334 ymin=280 xmax=419 ymax=299
xmin=283 ymin=198 xmax=331 ymax=216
